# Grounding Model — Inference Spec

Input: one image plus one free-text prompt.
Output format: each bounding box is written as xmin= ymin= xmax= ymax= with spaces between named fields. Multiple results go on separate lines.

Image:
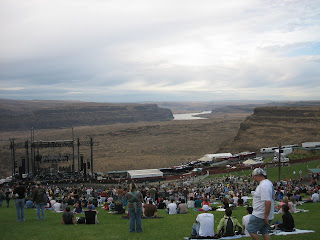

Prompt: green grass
xmin=0 ymin=202 xmax=319 ymax=240
xmin=208 ymin=160 xmax=320 ymax=183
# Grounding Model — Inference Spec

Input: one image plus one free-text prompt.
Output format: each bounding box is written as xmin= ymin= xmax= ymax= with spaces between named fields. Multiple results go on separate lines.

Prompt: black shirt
xmin=279 ymin=212 xmax=295 ymax=231
xmin=13 ymin=186 xmax=26 ymax=199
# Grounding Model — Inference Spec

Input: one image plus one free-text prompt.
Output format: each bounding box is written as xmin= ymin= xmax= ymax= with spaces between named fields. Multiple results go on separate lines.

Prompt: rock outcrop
xmin=219 ymin=106 xmax=320 ymax=153
xmin=0 ymin=100 xmax=174 ymax=131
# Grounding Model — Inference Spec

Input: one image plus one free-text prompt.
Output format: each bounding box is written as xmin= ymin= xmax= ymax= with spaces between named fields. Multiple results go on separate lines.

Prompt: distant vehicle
xmin=281 ymin=144 xmax=298 ymax=148
xmin=272 ymin=157 xmax=289 ymax=163
xmin=253 ymin=156 xmax=264 ymax=161
xmin=260 ymin=147 xmax=278 ymax=153
xmin=302 ymin=142 xmax=320 ymax=148
xmin=274 ymin=148 xmax=293 ymax=157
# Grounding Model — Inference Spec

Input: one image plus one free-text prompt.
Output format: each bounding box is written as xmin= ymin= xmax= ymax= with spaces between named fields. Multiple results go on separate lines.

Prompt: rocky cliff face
xmin=0 ymin=100 xmax=174 ymax=131
xmin=219 ymin=106 xmax=320 ymax=153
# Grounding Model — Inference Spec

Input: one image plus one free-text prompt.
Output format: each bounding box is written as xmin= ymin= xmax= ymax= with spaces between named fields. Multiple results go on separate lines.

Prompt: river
xmin=173 ymin=111 xmax=212 ymax=120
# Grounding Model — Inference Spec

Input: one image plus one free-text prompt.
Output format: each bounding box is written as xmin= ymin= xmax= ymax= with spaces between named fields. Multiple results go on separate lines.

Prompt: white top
xmin=311 ymin=193 xmax=319 ymax=202
xmin=252 ymin=179 xmax=274 ymax=220
xmin=167 ymin=202 xmax=177 ymax=214
xmin=53 ymin=202 xmax=62 ymax=212
xmin=196 ymin=213 xmax=214 ymax=237
xmin=187 ymin=200 xmax=195 ymax=208
xmin=242 ymin=214 xmax=251 ymax=235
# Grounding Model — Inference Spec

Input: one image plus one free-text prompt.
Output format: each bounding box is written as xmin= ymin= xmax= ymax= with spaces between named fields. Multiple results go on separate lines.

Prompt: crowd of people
xmin=0 ymin=168 xmax=319 ymax=239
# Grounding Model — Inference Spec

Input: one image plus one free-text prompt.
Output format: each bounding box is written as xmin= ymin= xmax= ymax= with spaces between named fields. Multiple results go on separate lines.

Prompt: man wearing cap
xmin=247 ymin=168 xmax=274 ymax=240
xmin=191 ymin=204 xmax=215 ymax=238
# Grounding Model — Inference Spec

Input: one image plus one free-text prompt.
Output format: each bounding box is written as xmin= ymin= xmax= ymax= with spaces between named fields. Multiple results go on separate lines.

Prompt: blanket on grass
xmin=121 ymin=216 xmax=164 ymax=219
xmin=184 ymin=229 xmax=315 ymax=240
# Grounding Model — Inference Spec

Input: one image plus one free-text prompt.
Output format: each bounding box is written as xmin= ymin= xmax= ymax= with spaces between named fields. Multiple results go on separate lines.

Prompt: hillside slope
xmin=219 ymin=106 xmax=320 ymax=153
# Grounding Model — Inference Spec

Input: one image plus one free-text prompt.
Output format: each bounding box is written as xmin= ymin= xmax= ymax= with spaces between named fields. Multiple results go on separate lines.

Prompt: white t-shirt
xmin=252 ymin=179 xmax=274 ymax=220
xmin=242 ymin=196 xmax=248 ymax=203
xmin=242 ymin=214 xmax=251 ymax=235
xmin=187 ymin=200 xmax=195 ymax=208
xmin=167 ymin=202 xmax=177 ymax=214
xmin=53 ymin=202 xmax=62 ymax=212
xmin=196 ymin=213 xmax=214 ymax=237
xmin=311 ymin=193 xmax=319 ymax=202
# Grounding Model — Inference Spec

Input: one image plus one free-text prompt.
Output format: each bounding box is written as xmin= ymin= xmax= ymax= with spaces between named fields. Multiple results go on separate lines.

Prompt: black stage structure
xmin=7 ymin=138 xmax=99 ymax=181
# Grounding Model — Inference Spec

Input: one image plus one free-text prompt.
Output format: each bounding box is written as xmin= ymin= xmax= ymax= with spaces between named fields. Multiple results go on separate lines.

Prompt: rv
xmin=260 ymin=147 xmax=278 ymax=154
xmin=274 ymin=148 xmax=293 ymax=157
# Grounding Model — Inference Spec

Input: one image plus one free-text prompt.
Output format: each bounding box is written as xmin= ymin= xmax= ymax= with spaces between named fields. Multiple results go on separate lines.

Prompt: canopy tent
xmin=127 ymin=169 xmax=163 ymax=179
xmin=243 ymin=159 xmax=260 ymax=165
xmin=309 ymin=168 xmax=320 ymax=174
xmin=198 ymin=156 xmax=212 ymax=162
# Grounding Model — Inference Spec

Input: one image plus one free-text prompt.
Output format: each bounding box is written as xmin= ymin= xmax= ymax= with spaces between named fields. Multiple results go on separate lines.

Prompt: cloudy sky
xmin=0 ymin=0 xmax=319 ymax=102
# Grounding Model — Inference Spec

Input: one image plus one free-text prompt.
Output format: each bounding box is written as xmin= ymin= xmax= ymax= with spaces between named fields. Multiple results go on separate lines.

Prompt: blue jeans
xmin=247 ymin=215 xmax=271 ymax=235
xmin=36 ymin=204 xmax=45 ymax=220
xmin=15 ymin=199 xmax=25 ymax=222
xmin=128 ymin=207 xmax=142 ymax=232
xmin=192 ymin=222 xmax=200 ymax=236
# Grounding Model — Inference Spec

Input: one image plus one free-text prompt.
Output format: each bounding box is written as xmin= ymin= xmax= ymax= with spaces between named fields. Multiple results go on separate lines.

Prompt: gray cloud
xmin=0 ymin=0 xmax=319 ymax=102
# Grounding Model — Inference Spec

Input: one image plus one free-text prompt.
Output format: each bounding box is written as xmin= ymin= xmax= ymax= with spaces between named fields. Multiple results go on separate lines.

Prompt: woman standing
xmin=125 ymin=183 xmax=143 ymax=233
xmin=13 ymin=181 xmax=26 ymax=222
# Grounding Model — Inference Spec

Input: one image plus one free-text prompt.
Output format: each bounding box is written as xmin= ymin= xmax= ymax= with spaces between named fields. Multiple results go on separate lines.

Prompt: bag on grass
xmin=77 ymin=217 xmax=86 ymax=224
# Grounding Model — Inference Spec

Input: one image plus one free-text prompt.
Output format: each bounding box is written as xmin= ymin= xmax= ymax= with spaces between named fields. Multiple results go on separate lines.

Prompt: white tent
xmin=243 ymin=159 xmax=260 ymax=165
xmin=204 ymin=153 xmax=232 ymax=160
xmin=198 ymin=156 xmax=212 ymax=162
xmin=127 ymin=169 xmax=163 ymax=179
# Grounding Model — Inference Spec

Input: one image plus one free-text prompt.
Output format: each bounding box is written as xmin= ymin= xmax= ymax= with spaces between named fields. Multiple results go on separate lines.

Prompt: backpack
xmin=224 ymin=217 xmax=235 ymax=236
xmin=77 ymin=217 xmax=86 ymax=224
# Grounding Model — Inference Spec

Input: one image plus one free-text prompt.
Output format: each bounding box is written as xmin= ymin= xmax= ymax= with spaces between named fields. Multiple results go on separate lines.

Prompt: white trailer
xmin=204 ymin=153 xmax=232 ymax=160
xmin=302 ymin=142 xmax=320 ymax=148
xmin=260 ymin=147 xmax=278 ymax=154
xmin=274 ymin=148 xmax=293 ymax=157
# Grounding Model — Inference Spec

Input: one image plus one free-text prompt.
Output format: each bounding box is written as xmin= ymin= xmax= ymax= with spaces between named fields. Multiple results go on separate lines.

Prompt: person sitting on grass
xmin=87 ymin=200 xmax=95 ymax=210
xmin=273 ymin=204 xmax=295 ymax=232
xmin=177 ymin=199 xmax=188 ymax=214
xmin=166 ymin=199 xmax=177 ymax=214
xmin=143 ymin=199 xmax=159 ymax=218
xmin=157 ymin=198 xmax=166 ymax=209
xmin=26 ymin=198 xmax=34 ymax=208
xmin=73 ymin=201 xmax=83 ymax=214
xmin=194 ymin=197 xmax=202 ymax=208
xmin=216 ymin=208 xmax=242 ymax=237
xmin=191 ymin=205 xmax=215 ymax=238
xmin=114 ymin=201 xmax=125 ymax=214
xmin=187 ymin=197 xmax=195 ymax=208
xmin=53 ymin=199 xmax=62 ymax=213
xmin=61 ymin=207 xmax=76 ymax=225
xmin=85 ymin=204 xmax=98 ymax=224
xmin=242 ymin=206 xmax=253 ymax=236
